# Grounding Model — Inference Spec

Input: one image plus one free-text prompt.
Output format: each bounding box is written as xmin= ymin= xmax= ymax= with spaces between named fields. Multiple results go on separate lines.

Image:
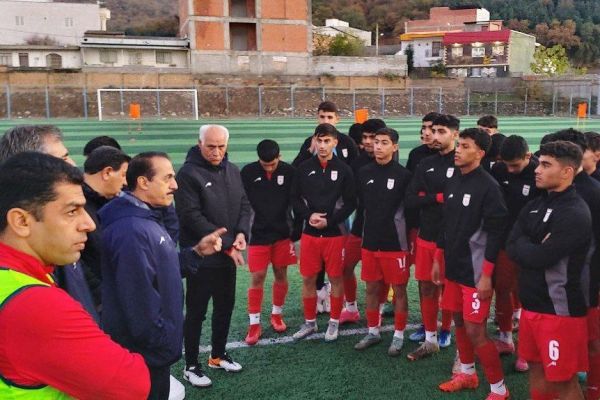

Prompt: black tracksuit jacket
xmin=349 ymin=151 xmax=375 ymax=237
xmin=406 ymin=144 xmax=437 ymax=173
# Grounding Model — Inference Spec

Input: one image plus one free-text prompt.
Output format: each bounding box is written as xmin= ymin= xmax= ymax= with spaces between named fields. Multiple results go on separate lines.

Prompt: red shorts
xmin=361 ymin=249 xmax=410 ymax=285
xmin=494 ymin=250 xmax=519 ymax=294
xmin=343 ymin=234 xmax=362 ymax=269
xmin=441 ymin=279 xmax=491 ymax=324
xmin=414 ymin=238 xmax=437 ymax=281
xmin=588 ymin=307 xmax=600 ymax=342
xmin=518 ymin=310 xmax=588 ymax=382
xmin=248 ymin=239 xmax=297 ymax=273
xmin=299 ymin=234 xmax=345 ymax=278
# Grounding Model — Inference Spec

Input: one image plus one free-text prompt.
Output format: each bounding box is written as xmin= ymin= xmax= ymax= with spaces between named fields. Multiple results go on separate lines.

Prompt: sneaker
xmin=208 ymin=353 xmax=242 ymax=372
xmin=244 ymin=324 xmax=261 ymax=346
xmin=409 ymin=325 xmax=425 ymax=342
xmin=292 ymin=321 xmax=317 ymax=340
xmin=354 ymin=333 xmax=381 ymax=350
xmin=438 ymin=373 xmax=479 ymax=392
xmin=183 ymin=366 xmax=212 ymax=388
xmin=169 ymin=375 xmax=186 ymax=400
xmin=407 ymin=340 xmax=440 ymax=361
xmin=493 ymin=339 xmax=515 ymax=355
xmin=381 ymin=302 xmax=394 ymax=317
xmin=339 ymin=308 xmax=360 ymax=324
xmin=452 ymin=351 xmax=461 ymax=375
xmin=324 ymin=320 xmax=339 ymax=342
xmin=486 ymin=389 xmax=510 ymax=400
xmin=438 ymin=330 xmax=452 ymax=348
xmin=388 ymin=336 xmax=404 ymax=357
xmin=270 ymin=314 xmax=287 ymax=333
xmin=514 ymin=357 xmax=529 ymax=372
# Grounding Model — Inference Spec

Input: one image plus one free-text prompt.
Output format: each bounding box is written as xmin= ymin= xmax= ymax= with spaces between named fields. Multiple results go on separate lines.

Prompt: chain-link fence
xmin=1 ymin=82 xmax=597 ymax=119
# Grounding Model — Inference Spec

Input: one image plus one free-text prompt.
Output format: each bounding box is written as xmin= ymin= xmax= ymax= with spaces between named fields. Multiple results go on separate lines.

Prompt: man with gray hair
xmin=175 ymin=124 xmax=251 ymax=388
xmin=0 ymin=125 xmax=74 ymax=165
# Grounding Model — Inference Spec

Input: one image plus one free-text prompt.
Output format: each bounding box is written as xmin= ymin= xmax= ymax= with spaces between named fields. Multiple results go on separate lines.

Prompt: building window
xmin=451 ymin=46 xmax=463 ymax=58
xmin=472 ymin=46 xmax=485 ymax=57
xmin=128 ymin=51 xmax=143 ymax=65
xmin=15 ymin=16 xmax=24 ymax=26
xmin=65 ymin=17 xmax=74 ymax=27
xmin=229 ymin=23 xmax=257 ymax=51
xmin=46 ymin=53 xmax=62 ymax=69
xmin=18 ymin=53 xmax=28 ymax=67
xmin=155 ymin=51 xmax=172 ymax=64
xmin=432 ymin=42 xmax=442 ymax=57
xmin=99 ymin=50 xmax=117 ymax=64
xmin=0 ymin=53 xmax=11 ymax=66
xmin=229 ymin=0 xmax=256 ymax=18
xmin=471 ymin=67 xmax=482 ymax=77
xmin=492 ymin=45 xmax=505 ymax=56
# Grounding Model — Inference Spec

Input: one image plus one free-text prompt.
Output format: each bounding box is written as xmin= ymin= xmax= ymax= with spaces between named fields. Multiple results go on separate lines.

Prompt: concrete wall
xmin=82 ymin=48 xmax=189 ymax=69
xmin=313 ymin=55 xmax=407 ymax=77
xmin=508 ymin=31 xmax=536 ymax=76
xmin=0 ymin=0 xmax=101 ymax=45
xmin=190 ymin=52 xmax=311 ymax=75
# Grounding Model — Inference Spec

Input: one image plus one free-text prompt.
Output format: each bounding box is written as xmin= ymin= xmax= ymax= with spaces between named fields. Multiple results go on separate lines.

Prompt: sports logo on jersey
xmin=446 ymin=167 xmax=455 ymax=178
xmin=277 ymin=175 xmax=284 ymax=185
xmin=342 ymin=148 xmax=348 ymax=158
xmin=462 ymin=193 xmax=471 ymax=207
xmin=522 ymin=184 xmax=530 ymax=196
xmin=387 ymin=179 xmax=395 ymax=190
xmin=543 ymin=208 xmax=553 ymax=223
xmin=331 ymin=171 xmax=338 ymax=181
xmin=426 ymin=168 xmax=435 ymax=173
xmin=205 ymin=182 xmax=212 ymax=188
xmin=366 ymin=179 xmax=374 ymax=185
xmin=159 ymin=236 xmax=166 ymax=245
xmin=308 ymin=170 xmax=316 ymax=176
xmin=254 ymin=177 xmax=262 ymax=182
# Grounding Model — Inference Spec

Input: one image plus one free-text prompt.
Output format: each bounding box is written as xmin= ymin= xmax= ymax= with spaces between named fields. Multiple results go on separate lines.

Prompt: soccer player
xmin=507 ymin=140 xmax=592 ymax=400
xmin=353 ymin=128 xmax=413 ymax=355
xmin=405 ymin=114 xmax=460 ymax=359
xmin=340 ymin=118 xmax=386 ymax=325
xmin=583 ymin=131 xmax=600 ymax=182
xmin=406 ymin=112 xmax=440 ymax=173
xmin=241 ymin=140 xmax=297 ymax=345
xmin=433 ymin=128 xmax=509 ymax=399
xmin=491 ymin=135 xmax=541 ymax=373
xmin=291 ymin=123 xmax=356 ymax=341
xmin=477 ymin=115 xmax=499 ymax=135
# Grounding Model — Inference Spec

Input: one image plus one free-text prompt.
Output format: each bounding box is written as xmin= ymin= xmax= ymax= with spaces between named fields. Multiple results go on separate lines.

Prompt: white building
xmin=314 ymin=19 xmax=372 ymax=47
xmin=0 ymin=0 xmax=110 ymax=46
xmin=0 ymin=45 xmax=81 ymax=69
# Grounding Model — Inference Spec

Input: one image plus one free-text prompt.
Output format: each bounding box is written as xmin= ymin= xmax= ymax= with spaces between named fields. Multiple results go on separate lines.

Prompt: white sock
xmin=394 ymin=330 xmax=404 ymax=339
xmin=329 ymin=319 xmax=339 ymax=324
xmin=272 ymin=305 xmax=283 ymax=315
xmin=513 ymin=308 xmax=521 ymax=320
xmin=249 ymin=313 xmax=260 ymax=325
xmin=490 ymin=380 xmax=507 ymax=395
xmin=498 ymin=331 xmax=513 ymax=344
xmin=379 ymin=303 xmax=385 ymax=314
xmin=346 ymin=301 xmax=358 ymax=313
xmin=461 ymin=363 xmax=476 ymax=375
xmin=425 ymin=330 xmax=437 ymax=344
xmin=369 ymin=326 xmax=380 ymax=335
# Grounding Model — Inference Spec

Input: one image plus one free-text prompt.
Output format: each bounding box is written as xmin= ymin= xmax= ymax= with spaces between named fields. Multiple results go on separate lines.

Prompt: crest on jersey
xmin=447 ymin=167 xmax=455 ymax=178
xmin=522 ymin=184 xmax=530 ymax=196
xmin=342 ymin=148 xmax=348 ymax=158
xmin=331 ymin=170 xmax=338 ymax=181
xmin=462 ymin=193 xmax=471 ymax=207
xmin=543 ymin=208 xmax=553 ymax=223
xmin=387 ymin=179 xmax=395 ymax=190
xmin=277 ymin=175 xmax=284 ymax=186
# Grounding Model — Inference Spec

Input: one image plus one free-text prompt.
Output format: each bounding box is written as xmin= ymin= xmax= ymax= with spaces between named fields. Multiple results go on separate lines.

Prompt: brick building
xmin=179 ymin=0 xmax=312 ymax=75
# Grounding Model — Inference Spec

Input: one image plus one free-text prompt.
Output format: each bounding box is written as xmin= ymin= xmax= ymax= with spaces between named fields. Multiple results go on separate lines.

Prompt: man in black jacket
xmin=175 ymin=125 xmax=251 ymax=385
xmin=406 ymin=112 xmax=440 ymax=173
xmin=291 ymin=123 xmax=356 ymax=342
xmin=507 ymin=141 xmax=592 ymax=400
xmin=241 ymin=140 xmax=297 ymax=346
xmin=433 ymin=128 xmax=509 ymax=399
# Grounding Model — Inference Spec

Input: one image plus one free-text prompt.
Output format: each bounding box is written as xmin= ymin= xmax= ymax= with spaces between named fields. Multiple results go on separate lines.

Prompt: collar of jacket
xmin=185 ymin=146 xmax=229 ymax=170
xmin=82 ymin=182 xmax=110 ymax=209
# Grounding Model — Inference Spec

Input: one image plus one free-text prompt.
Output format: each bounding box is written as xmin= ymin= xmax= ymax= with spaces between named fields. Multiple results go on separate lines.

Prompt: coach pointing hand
xmin=193 ymin=227 xmax=227 ymax=256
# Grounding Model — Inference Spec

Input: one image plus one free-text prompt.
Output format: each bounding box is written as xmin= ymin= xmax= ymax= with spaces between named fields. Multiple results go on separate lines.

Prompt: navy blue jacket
xmin=99 ymin=193 xmax=188 ymax=368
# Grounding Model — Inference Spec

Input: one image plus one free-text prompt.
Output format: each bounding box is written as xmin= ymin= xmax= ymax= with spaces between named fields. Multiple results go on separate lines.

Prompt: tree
xmin=327 ymin=34 xmax=365 ymax=56
xmin=405 ymin=45 xmax=414 ymax=75
xmin=531 ymin=45 xmax=571 ymax=76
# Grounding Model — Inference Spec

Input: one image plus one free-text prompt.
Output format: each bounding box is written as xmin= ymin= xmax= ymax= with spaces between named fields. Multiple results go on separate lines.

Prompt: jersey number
xmin=471 ymin=293 xmax=481 ymax=311
xmin=549 ymin=340 xmax=560 ymax=361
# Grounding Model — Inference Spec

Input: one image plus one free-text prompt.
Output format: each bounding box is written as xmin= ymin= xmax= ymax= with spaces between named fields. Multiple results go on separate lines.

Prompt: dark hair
xmin=548 ymin=128 xmax=587 ymax=152
xmin=500 ymin=135 xmax=529 ymax=161
xmin=256 ymin=139 xmax=280 ymax=162
xmin=477 ymin=115 xmax=498 ymax=129
xmin=539 ymin=140 xmax=583 ymax=170
xmin=585 ymin=131 xmax=600 ymax=153
xmin=84 ymin=146 xmax=131 ymax=174
xmin=375 ymin=127 xmax=399 ymax=144
xmin=432 ymin=114 xmax=460 ymax=131
xmin=422 ymin=112 xmax=442 ymax=123
xmin=317 ymin=101 xmax=338 ymax=114
xmin=314 ymin=123 xmax=338 ymax=139
xmin=362 ymin=119 xmax=386 ymax=134
xmin=348 ymin=123 xmax=364 ymax=146
xmin=0 ymin=125 xmax=64 ymax=162
xmin=126 ymin=152 xmax=170 ymax=191
xmin=0 ymin=152 xmax=83 ymax=232
xmin=486 ymin=133 xmax=506 ymax=160
xmin=540 ymin=133 xmax=556 ymax=145
xmin=459 ymin=128 xmax=491 ymax=153
xmin=83 ymin=136 xmax=121 ymax=156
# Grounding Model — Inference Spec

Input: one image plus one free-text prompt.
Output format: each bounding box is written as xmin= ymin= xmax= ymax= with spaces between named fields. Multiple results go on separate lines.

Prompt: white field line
xmin=194 ymin=323 xmax=422 ymax=353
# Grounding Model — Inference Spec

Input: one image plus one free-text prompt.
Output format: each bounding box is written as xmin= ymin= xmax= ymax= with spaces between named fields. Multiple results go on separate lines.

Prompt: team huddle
xmin=0 ymin=100 xmax=599 ymax=400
